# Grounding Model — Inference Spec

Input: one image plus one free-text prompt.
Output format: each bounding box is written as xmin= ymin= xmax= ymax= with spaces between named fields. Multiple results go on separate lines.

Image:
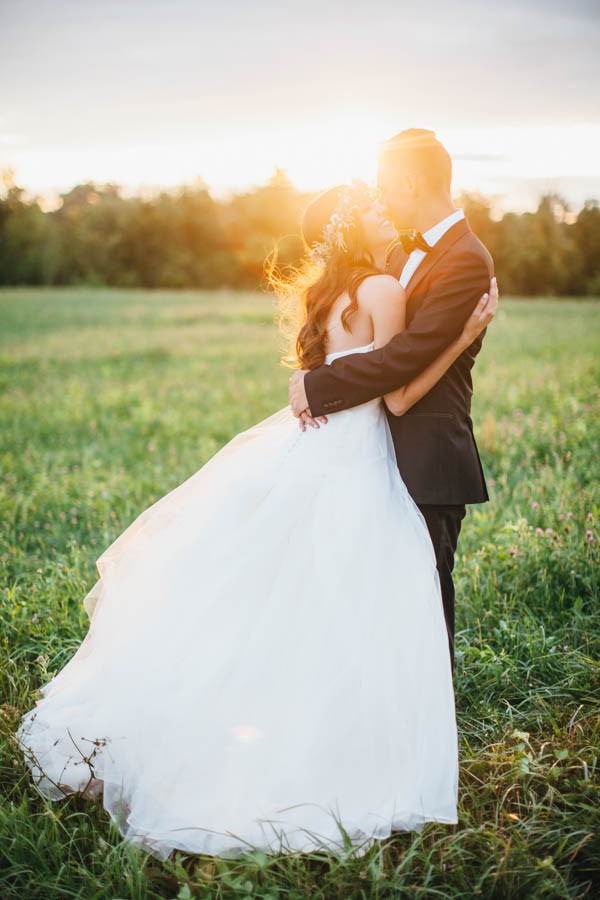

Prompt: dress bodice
xmin=325 ymin=341 xmax=375 ymax=365
xmin=313 ymin=339 xmax=383 ymax=458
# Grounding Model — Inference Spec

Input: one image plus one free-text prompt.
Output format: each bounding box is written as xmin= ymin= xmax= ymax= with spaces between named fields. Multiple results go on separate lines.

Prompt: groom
xmin=289 ymin=128 xmax=495 ymax=674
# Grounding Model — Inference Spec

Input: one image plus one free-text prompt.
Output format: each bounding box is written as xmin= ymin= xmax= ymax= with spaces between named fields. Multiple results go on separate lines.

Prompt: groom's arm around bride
xmin=301 ymin=224 xmax=494 ymax=415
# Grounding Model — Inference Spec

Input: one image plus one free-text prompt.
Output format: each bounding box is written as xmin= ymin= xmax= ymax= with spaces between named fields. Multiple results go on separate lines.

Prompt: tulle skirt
xmin=16 ymin=397 xmax=458 ymax=860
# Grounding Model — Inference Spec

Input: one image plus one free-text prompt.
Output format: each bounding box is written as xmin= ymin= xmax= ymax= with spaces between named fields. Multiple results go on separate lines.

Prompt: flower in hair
xmin=309 ymin=180 xmax=381 ymax=265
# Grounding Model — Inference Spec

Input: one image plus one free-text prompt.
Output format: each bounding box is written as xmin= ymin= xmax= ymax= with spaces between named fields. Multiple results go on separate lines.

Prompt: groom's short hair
xmin=379 ymin=129 xmax=452 ymax=193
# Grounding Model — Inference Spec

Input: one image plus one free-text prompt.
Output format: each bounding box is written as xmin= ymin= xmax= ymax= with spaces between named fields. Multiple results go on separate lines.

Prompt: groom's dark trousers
xmin=304 ymin=217 xmax=495 ymax=673
xmin=417 ymin=504 xmax=467 ymax=673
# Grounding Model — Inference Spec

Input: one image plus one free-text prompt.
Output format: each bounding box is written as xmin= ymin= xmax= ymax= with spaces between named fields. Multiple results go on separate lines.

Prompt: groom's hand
xmin=289 ymin=370 xmax=328 ymax=430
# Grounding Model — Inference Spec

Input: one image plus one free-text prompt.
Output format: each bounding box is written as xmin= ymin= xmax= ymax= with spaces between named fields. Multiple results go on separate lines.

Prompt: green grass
xmin=1 ymin=287 xmax=599 ymax=899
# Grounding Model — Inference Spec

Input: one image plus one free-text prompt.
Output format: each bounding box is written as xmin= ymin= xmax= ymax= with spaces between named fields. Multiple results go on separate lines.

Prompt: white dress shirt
xmin=399 ymin=208 xmax=465 ymax=289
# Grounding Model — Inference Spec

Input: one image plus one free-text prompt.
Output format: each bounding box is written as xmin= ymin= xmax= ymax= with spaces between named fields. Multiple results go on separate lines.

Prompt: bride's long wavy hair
xmin=265 ymin=185 xmax=382 ymax=371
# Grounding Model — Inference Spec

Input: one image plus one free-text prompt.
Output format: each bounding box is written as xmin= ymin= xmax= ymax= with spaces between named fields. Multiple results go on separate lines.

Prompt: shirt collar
xmin=421 ymin=208 xmax=465 ymax=248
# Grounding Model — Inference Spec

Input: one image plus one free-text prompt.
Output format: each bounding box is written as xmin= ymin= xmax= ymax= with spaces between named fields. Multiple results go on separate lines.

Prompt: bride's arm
xmin=362 ymin=275 xmax=497 ymax=417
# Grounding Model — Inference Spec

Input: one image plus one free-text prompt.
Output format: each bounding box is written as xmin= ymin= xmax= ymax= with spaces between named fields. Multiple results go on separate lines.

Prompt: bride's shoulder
xmin=357 ymin=274 xmax=405 ymax=309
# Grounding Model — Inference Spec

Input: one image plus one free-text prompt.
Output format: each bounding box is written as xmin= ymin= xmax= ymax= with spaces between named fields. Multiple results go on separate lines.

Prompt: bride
xmin=15 ymin=180 xmax=496 ymax=862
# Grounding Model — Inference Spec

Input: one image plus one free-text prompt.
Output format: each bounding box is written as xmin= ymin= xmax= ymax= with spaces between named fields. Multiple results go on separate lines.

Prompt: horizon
xmin=3 ymin=149 xmax=600 ymax=219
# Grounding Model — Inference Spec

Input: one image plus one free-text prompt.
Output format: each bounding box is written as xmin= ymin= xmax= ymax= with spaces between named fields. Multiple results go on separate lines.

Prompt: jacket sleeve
xmin=304 ymin=250 xmax=492 ymax=416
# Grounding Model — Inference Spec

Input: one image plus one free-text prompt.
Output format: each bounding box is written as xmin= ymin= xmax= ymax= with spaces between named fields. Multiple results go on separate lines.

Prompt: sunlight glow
xmin=5 ymin=119 xmax=600 ymax=214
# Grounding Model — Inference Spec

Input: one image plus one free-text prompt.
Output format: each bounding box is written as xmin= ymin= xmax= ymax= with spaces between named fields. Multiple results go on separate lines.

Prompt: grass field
xmin=1 ymin=288 xmax=599 ymax=899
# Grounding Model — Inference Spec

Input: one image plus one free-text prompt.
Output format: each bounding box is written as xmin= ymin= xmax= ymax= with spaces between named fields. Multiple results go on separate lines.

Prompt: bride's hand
xmin=298 ymin=409 xmax=328 ymax=431
xmin=460 ymin=276 xmax=499 ymax=346
xmin=289 ymin=369 xmax=328 ymax=429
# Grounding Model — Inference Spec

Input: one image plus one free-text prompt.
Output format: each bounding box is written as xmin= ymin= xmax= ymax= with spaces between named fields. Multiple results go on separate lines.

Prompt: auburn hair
xmin=265 ymin=185 xmax=381 ymax=371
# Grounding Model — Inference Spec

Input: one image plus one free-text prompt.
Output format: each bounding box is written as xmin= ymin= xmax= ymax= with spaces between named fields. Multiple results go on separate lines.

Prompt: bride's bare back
xmin=323 ymin=274 xmax=407 ymax=356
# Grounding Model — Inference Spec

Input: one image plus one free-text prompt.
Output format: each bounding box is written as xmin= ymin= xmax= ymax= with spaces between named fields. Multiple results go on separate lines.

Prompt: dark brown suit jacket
xmin=304 ymin=217 xmax=494 ymax=505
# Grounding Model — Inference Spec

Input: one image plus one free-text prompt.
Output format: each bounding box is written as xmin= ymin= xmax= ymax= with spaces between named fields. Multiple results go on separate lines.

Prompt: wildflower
xmin=559 ymin=513 xmax=565 ymax=520
xmin=531 ymin=501 xmax=539 ymax=510
xmin=509 ymin=547 xmax=518 ymax=557
xmin=31 ymin=614 xmax=39 ymax=624
xmin=536 ymin=527 xmax=544 ymax=536
xmin=36 ymin=655 xmax=45 ymax=664
xmin=567 ymin=511 xmax=574 ymax=519
xmin=586 ymin=530 xmax=594 ymax=542
xmin=545 ymin=528 xmax=553 ymax=535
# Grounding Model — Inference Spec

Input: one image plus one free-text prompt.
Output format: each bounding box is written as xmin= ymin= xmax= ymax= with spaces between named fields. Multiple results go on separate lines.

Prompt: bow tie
xmin=399 ymin=231 xmax=431 ymax=255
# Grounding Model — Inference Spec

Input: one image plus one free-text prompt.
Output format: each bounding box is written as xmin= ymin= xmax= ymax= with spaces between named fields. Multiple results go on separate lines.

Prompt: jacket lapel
xmin=405 ymin=218 xmax=471 ymax=300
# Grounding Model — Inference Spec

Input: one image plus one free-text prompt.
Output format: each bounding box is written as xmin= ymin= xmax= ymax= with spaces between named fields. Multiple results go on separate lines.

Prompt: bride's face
xmin=358 ymin=200 xmax=398 ymax=253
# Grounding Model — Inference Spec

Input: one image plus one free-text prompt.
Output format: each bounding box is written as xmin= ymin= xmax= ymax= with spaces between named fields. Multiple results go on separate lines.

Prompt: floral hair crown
xmin=308 ymin=179 xmax=382 ymax=266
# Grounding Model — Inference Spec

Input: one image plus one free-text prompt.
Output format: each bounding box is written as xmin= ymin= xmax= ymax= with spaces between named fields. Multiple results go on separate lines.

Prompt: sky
xmin=1 ymin=0 xmax=599 ymax=212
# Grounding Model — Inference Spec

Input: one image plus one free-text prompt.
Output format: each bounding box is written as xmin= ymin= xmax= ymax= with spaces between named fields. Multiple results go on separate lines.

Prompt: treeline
xmin=1 ymin=168 xmax=599 ymax=295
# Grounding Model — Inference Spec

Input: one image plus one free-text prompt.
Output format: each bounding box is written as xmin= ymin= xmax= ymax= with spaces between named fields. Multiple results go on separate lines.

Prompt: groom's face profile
xmin=376 ymin=129 xmax=453 ymax=230
xmin=377 ymin=160 xmax=418 ymax=231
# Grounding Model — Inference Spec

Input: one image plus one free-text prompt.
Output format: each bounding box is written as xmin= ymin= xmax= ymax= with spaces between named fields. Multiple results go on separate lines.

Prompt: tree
xmin=0 ymin=170 xmax=58 ymax=284
xmin=571 ymin=201 xmax=600 ymax=295
xmin=1 ymin=168 xmax=599 ymax=295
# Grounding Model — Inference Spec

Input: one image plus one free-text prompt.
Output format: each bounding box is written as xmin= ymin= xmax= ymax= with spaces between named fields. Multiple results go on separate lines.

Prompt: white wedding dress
xmin=16 ymin=341 xmax=459 ymax=861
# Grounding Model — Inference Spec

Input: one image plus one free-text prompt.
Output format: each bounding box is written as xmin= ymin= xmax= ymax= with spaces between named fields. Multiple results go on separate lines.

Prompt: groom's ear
xmin=405 ymin=172 xmax=418 ymax=194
